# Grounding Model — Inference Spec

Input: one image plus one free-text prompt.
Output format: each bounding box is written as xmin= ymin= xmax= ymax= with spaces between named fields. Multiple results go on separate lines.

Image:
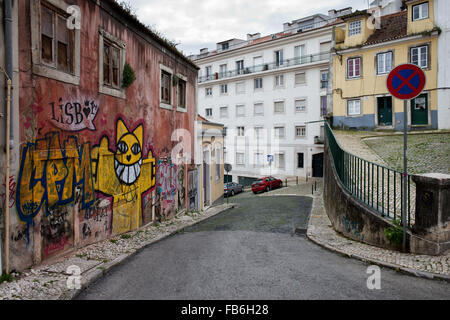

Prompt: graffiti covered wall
xmin=4 ymin=0 xmax=198 ymax=271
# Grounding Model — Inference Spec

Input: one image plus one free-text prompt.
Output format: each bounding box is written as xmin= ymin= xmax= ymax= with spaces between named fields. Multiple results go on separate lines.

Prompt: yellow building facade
xmin=332 ymin=1 xmax=440 ymax=130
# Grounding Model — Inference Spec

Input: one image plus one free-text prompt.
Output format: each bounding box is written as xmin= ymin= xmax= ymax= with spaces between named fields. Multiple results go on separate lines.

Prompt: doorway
xmin=411 ymin=94 xmax=429 ymax=125
xmin=312 ymin=153 xmax=324 ymax=178
xmin=377 ymin=97 xmax=393 ymax=126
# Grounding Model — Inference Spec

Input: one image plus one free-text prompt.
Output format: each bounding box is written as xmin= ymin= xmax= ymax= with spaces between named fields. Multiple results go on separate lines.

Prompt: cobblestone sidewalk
xmin=306 ymin=184 xmax=450 ymax=282
xmin=0 ymin=203 xmax=235 ymax=300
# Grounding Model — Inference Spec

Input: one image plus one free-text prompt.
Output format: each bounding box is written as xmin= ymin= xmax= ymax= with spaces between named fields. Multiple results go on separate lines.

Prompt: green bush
xmin=384 ymin=220 xmax=403 ymax=245
xmin=0 ymin=273 xmax=13 ymax=284
xmin=122 ymin=62 xmax=136 ymax=88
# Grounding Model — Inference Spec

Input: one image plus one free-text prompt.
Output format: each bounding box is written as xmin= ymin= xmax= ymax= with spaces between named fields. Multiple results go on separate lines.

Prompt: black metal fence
xmin=325 ymin=123 xmax=415 ymax=227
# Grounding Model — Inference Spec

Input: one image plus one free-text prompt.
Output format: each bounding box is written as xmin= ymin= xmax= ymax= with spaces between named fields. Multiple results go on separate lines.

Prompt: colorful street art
xmin=49 ymin=98 xmax=99 ymax=131
xmin=16 ymin=132 xmax=95 ymax=229
xmin=91 ymin=119 xmax=156 ymax=234
xmin=157 ymin=158 xmax=177 ymax=218
xmin=15 ymin=118 xmax=156 ymax=242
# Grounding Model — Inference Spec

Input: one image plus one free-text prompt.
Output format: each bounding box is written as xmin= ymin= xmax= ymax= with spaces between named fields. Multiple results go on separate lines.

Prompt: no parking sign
xmin=387 ymin=64 xmax=426 ymax=100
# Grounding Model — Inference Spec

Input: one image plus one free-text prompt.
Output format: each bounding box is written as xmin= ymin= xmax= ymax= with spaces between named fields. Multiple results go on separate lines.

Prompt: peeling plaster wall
xmin=8 ymin=0 xmax=197 ymax=271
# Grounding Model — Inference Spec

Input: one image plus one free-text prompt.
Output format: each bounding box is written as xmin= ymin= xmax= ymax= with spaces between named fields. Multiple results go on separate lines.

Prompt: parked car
xmin=251 ymin=177 xmax=283 ymax=194
xmin=224 ymin=182 xmax=244 ymax=197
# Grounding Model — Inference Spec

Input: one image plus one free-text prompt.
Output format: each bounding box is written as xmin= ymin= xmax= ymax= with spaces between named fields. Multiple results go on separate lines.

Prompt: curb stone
xmin=0 ymin=204 xmax=234 ymax=300
xmin=306 ymin=195 xmax=450 ymax=284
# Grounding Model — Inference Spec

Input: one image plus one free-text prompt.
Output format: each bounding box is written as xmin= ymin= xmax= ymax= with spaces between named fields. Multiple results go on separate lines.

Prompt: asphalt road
xmin=77 ymin=192 xmax=449 ymax=300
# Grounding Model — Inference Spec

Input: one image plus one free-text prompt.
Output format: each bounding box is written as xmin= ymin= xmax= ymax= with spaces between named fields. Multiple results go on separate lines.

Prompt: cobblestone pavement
xmin=0 ymin=204 xmax=234 ymax=300
xmin=305 ymin=182 xmax=450 ymax=281
xmin=364 ymin=134 xmax=450 ymax=175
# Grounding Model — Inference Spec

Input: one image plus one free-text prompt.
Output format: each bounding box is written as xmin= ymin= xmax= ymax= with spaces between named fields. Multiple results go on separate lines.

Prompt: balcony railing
xmin=198 ymin=51 xmax=331 ymax=83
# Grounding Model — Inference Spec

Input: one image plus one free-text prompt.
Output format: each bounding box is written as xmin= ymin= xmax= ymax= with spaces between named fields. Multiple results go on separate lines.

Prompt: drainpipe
xmin=3 ymin=0 xmax=14 ymax=274
xmin=4 ymin=79 xmax=11 ymax=274
xmin=5 ymin=0 xmax=13 ymax=142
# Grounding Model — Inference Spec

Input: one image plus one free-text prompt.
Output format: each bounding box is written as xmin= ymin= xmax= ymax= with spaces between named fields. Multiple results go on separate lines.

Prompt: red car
xmin=251 ymin=176 xmax=283 ymax=194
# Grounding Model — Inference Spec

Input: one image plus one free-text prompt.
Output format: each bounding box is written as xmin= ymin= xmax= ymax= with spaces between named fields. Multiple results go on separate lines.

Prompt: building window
xmin=236 ymin=60 xmax=244 ymax=75
xmin=237 ymin=126 xmax=245 ymax=136
xmin=412 ymin=2 xmax=429 ymax=21
xmin=223 ymin=127 xmax=227 ymax=136
xmin=295 ymin=126 xmax=306 ymax=138
xmin=160 ymin=69 xmax=172 ymax=105
xmin=411 ymin=45 xmax=428 ymax=69
xmin=220 ymin=106 xmax=228 ymax=118
xmin=294 ymin=45 xmax=306 ymax=63
xmin=274 ymin=126 xmax=285 ymax=139
xmin=220 ymin=64 xmax=227 ymax=77
xmin=215 ymin=147 xmax=221 ymax=181
xmin=32 ymin=0 xmax=81 ymax=85
xmin=103 ymin=41 xmax=121 ymax=88
xmin=347 ymin=57 xmax=361 ymax=78
xmin=347 ymin=99 xmax=361 ymax=116
xmin=236 ymin=104 xmax=245 ymax=117
xmin=377 ymin=52 xmax=393 ymax=75
xmin=254 ymin=78 xmax=263 ymax=90
xmin=206 ymin=87 xmax=212 ymax=96
xmin=177 ymin=78 xmax=187 ymax=109
xmin=253 ymin=56 xmax=263 ymax=71
xmin=220 ymin=84 xmax=228 ymax=94
xmin=275 ymin=153 xmax=285 ymax=169
xmin=275 ymin=49 xmax=284 ymax=66
xmin=349 ymin=20 xmax=362 ymax=36
xmin=274 ymin=101 xmax=285 ymax=114
xmin=205 ymin=108 xmax=213 ymax=117
xmin=295 ymin=99 xmax=307 ymax=113
xmin=275 ymin=74 xmax=284 ymax=87
xmin=254 ymin=126 xmax=263 ymax=139
xmin=254 ymin=153 xmax=263 ymax=167
xmin=320 ymin=96 xmax=327 ymax=117
xmin=221 ymin=42 xmax=229 ymax=50
xmin=254 ymin=103 xmax=264 ymax=116
xmin=236 ymin=81 xmax=245 ymax=94
xmin=206 ymin=66 xmax=212 ymax=79
xmin=236 ymin=152 xmax=245 ymax=165
xmin=321 ymin=71 xmax=329 ymax=88
xmin=295 ymin=72 xmax=306 ymax=85
xmin=297 ymin=153 xmax=304 ymax=168
xmin=40 ymin=4 xmax=74 ymax=73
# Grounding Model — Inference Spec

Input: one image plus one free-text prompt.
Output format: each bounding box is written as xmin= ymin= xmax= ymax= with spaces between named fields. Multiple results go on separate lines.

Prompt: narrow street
xmin=76 ymin=191 xmax=449 ymax=300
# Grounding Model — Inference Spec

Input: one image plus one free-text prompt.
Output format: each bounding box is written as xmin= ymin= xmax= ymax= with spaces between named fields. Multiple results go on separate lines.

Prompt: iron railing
xmin=198 ymin=52 xmax=331 ymax=83
xmin=325 ymin=123 xmax=415 ymax=227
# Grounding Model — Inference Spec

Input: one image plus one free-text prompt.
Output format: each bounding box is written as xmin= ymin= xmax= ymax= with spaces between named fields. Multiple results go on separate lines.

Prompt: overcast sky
xmin=131 ymin=0 xmax=370 ymax=55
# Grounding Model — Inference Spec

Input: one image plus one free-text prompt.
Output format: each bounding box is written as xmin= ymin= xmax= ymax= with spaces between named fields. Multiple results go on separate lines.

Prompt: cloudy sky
xmin=131 ymin=0 xmax=370 ymax=55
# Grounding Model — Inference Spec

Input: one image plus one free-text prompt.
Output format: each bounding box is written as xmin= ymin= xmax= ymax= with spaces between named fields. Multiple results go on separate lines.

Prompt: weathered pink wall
xmin=10 ymin=0 xmax=197 ymax=271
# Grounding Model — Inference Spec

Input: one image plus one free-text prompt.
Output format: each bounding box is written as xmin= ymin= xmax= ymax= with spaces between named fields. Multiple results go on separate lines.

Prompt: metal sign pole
xmin=402 ymin=99 xmax=408 ymax=252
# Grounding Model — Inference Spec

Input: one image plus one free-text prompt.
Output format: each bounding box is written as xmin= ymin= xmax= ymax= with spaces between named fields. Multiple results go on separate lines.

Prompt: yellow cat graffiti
xmin=91 ymin=119 xmax=156 ymax=235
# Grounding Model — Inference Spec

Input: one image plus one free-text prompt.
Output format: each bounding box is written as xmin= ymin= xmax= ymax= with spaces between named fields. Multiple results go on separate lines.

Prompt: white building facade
xmin=434 ymin=0 xmax=450 ymax=129
xmin=192 ymin=14 xmax=344 ymax=185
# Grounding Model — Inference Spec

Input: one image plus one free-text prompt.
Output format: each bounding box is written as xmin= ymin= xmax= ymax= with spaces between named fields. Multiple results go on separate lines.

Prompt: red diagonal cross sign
xmin=393 ymin=70 xmax=419 ymax=94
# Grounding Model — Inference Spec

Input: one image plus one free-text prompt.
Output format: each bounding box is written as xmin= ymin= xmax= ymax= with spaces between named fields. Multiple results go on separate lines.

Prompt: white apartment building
xmin=434 ymin=0 xmax=450 ymax=129
xmin=192 ymin=11 xmax=351 ymax=185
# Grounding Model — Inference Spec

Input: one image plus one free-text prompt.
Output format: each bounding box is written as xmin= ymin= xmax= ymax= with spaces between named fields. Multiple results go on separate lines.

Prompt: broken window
xmin=41 ymin=4 xmax=74 ymax=73
xmin=103 ymin=41 xmax=120 ymax=88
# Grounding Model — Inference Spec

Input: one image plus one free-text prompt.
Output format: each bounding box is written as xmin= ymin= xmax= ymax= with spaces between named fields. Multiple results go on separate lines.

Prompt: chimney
xmin=246 ymin=33 xmax=261 ymax=41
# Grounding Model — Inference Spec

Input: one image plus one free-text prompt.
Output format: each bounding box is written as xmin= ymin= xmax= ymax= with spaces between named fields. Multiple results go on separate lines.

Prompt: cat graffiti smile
xmin=114 ymin=120 xmax=144 ymax=185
